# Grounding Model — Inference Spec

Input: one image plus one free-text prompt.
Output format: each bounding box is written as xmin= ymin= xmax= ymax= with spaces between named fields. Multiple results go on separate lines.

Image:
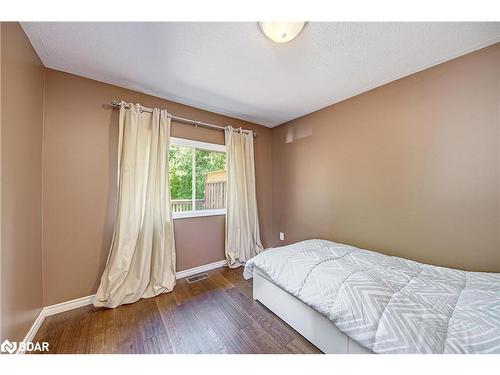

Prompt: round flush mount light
xmin=258 ymin=22 xmax=306 ymax=43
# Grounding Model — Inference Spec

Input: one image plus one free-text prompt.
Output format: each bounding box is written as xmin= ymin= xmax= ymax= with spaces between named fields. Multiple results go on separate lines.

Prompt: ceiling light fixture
xmin=258 ymin=22 xmax=306 ymax=43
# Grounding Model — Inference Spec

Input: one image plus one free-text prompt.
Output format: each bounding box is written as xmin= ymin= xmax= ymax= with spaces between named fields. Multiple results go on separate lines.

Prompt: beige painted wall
xmin=272 ymin=43 xmax=500 ymax=272
xmin=0 ymin=22 xmax=45 ymax=341
xmin=42 ymin=69 xmax=272 ymax=306
xmin=175 ymin=215 xmax=226 ymax=271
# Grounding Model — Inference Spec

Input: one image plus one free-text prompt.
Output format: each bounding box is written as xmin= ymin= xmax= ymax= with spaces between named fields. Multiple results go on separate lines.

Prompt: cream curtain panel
xmin=225 ymin=126 xmax=263 ymax=268
xmin=94 ymin=103 xmax=176 ymax=308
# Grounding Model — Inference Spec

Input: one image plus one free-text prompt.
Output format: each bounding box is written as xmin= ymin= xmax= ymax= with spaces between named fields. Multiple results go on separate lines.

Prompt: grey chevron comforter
xmin=243 ymin=239 xmax=500 ymax=354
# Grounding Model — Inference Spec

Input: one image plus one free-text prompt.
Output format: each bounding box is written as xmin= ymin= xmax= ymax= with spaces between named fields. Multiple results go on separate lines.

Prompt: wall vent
xmin=186 ymin=273 xmax=209 ymax=283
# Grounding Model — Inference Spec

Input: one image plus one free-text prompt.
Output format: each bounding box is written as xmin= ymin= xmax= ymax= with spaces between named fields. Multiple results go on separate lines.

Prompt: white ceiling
xmin=22 ymin=22 xmax=500 ymax=127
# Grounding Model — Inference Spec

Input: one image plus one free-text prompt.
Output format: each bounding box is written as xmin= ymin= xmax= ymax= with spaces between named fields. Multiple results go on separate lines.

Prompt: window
xmin=169 ymin=137 xmax=226 ymax=219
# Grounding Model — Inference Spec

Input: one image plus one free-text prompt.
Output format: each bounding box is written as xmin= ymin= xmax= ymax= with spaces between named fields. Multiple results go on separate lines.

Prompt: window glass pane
xmin=195 ymin=149 xmax=226 ymax=210
xmin=169 ymin=144 xmax=194 ymax=212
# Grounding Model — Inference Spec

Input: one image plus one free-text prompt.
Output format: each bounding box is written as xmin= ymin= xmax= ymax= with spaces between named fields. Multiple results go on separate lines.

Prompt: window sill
xmin=172 ymin=209 xmax=226 ymax=220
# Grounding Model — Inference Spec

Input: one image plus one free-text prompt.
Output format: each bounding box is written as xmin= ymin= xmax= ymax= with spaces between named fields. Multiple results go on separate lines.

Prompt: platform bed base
xmin=252 ymin=268 xmax=372 ymax=354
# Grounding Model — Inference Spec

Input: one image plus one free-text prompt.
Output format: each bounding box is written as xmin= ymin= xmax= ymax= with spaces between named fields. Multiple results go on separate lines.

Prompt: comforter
xmin=243 ymin=239 xmax=500 ymax=354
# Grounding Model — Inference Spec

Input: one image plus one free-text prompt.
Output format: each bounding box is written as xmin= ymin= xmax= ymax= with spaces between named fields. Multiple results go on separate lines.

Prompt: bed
xmin=243 ymin=239 xmax=500 ymax=354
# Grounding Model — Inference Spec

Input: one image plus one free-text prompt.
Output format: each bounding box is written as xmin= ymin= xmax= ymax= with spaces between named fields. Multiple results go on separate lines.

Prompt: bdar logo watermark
xmin=1 ymin=339 xmax=49 ymax=354
xmin=1 ymin=340 xmax=17 ymax=354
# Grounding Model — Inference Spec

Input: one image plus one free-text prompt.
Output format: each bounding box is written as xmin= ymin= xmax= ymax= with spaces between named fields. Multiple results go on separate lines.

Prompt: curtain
xmin=225 ymin=126 xmax=264 ymax=268
xmin=94 ymin=103 xmax=176 ymax=308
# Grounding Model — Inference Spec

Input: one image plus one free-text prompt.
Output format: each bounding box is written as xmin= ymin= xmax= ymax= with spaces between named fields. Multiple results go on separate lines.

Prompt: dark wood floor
xmin=31 ymin=267 xmax=320 ymax=354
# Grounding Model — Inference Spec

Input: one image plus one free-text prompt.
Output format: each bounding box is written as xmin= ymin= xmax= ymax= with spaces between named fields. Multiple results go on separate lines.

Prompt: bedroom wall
xmin=42 ymin=69 xmax=272 ymax=306
xmin=0 ymin=22 xmax=45 ymax=341
xmin=271 ymin=43 xmax=500 ymax=272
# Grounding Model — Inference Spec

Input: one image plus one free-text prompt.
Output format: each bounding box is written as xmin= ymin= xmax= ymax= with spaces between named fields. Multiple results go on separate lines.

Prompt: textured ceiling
xmin=22 ymin=22 xmax=500 ymax=127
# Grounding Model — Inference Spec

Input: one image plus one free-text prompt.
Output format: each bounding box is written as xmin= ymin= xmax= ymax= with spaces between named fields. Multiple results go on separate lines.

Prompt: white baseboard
xmin=16 ymin=309 xmax=46 ymax=354
xmin=175 ymin=259 xmax=227 ymax=279
xmin=15 ymin=259 xmax=227 ymax=353
xmin=43 ymin=294 xmax=97 ymax=317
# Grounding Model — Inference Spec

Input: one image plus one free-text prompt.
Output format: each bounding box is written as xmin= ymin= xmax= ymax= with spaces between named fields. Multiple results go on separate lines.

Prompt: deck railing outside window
xmin=171 ymin=199 xmax=205 ymax=212
xmin=171 ymin=170 xmax=226 ymax=212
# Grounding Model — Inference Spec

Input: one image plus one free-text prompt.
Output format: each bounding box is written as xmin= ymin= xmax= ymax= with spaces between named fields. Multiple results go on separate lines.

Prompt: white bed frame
xmin=253 ymin=268 xmax=372 ymax=354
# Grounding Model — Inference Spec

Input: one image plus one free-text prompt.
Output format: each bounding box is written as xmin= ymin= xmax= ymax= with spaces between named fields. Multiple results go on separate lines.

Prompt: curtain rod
xmin=110 ymin=100 xmax=256 ymax=137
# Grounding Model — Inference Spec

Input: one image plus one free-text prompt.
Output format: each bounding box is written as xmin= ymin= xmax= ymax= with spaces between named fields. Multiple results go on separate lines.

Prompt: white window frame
xmin=169 ymin=137 xmax=226 ymax=219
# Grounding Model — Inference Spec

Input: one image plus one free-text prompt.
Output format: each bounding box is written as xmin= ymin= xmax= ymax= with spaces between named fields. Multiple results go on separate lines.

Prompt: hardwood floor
xmin=31 ymin=267 xmax=321 ymax=354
